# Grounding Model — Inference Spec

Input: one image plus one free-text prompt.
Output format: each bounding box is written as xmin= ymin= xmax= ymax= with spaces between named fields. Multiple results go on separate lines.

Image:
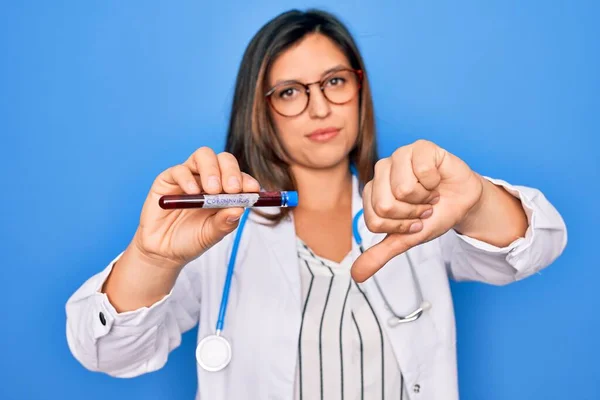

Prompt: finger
xmin=351 ymin=232 xmax=424 ymax=283
xmin=389 ymin=146 xmax=435 ymax=204
xmin=371 ymin=160 xmax=434 ymax=220
xmin=202 ymin=208 xmax=246 ymax=245
xmin=363 ymin=182 xmax=425 ymax=234
xmin=160 ymin=165 xmax=201 ymax=194
xmin=241 ymin=172 xmax=261 ymax=192
xmin=411 ymin=140 xmax=443 ymax=190
xmin=217 ymin=152 xmax=243 ymax=193
xmin=371 ymin=158 xmax=397 ymax=214
xmin=186 ymin=147 xmax=222 ymax=194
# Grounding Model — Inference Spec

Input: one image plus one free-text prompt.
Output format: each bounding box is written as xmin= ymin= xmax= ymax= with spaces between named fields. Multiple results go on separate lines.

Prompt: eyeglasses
xmin=265 ymin=68 xmax=363 ymax=117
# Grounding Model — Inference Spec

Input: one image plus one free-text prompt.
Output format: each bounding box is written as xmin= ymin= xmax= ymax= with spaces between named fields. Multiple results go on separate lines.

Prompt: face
xmin=266 ymin=33 xmax=360 ymax=171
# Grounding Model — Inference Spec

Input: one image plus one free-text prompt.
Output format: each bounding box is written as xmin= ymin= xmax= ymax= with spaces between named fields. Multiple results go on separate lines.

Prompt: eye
xmin=277 ymin=86 xmax=300 ymax=100
xmin=326 ymin=75 xmax=346 ymax=87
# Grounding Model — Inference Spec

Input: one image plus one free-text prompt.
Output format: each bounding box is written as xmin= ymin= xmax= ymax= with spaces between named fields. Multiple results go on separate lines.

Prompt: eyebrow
xmin=270 ymin=64 xmax=350 ymax=86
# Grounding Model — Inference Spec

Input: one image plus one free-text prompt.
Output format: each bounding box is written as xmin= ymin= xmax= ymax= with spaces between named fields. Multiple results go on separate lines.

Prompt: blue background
xmin=1 ymin=1 xmax=598 ymax=399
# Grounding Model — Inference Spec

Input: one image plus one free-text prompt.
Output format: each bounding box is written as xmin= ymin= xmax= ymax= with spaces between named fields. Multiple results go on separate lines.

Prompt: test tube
xmin=158 ymin=191 xmax=299 ymax=210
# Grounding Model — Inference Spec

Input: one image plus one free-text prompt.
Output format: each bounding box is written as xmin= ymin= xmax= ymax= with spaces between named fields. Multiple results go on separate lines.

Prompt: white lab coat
xmin=65 ymin=176 xmax=567 ymax=400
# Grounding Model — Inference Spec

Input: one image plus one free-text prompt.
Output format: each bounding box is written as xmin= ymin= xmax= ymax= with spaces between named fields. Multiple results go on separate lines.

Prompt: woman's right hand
xmin=131 ymin=147 xmax=261 ymax=270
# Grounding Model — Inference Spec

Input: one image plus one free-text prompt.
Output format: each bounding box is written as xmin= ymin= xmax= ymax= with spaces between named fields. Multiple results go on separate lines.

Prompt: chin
xmin=304 ymin=151 xmax=351 ymax=170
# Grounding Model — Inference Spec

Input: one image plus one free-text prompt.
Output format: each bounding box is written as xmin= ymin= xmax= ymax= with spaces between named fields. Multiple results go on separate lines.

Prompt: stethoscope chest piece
xmin=196 ymin=334 xmax=231 ymax=372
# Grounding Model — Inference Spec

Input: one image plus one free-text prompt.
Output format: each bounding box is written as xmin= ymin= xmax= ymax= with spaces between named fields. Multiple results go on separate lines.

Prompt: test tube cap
xmin=287 ymin=191 xmax=299 ymax=207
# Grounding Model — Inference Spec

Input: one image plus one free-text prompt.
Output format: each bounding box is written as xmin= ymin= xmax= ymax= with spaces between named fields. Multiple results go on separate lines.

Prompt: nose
xmin=307 ymin=86 xmax=331 ymax=119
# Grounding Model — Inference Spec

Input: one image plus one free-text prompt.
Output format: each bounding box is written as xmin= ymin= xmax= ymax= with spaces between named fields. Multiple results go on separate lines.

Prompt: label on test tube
xmin=201 ymin=193 xmax=261 ymax=209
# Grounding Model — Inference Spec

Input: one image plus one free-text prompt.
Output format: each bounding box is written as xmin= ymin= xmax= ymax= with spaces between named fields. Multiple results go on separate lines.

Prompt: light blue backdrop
xmin=1 ymin=1 xmax=598 ymax=399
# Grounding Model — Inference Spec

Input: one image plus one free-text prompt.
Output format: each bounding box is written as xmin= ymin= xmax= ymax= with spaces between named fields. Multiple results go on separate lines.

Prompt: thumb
xmin=201 ymin=208 xmax=245 ymax=248
xmin=350 ymin=232 xmax=421 ymax=283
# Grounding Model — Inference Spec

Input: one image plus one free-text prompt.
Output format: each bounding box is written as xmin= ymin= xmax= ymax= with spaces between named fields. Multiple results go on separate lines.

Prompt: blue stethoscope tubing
xmin=216 ymin=207 xmax=251 ymax=334
xmin=196 ymin=180 xmax=431 ymax=372
xmin=195 ymin=207 xmax=251 ymax=372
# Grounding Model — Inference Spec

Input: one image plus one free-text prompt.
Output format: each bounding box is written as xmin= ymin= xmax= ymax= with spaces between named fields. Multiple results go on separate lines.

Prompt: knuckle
xmin=363 ymin=180 xmax=373 ymax=195
xmin=374 ymin=158 xmax=389 ymax=173
xmin=406 ymin=207 xmax=420 ymax=219
xmin=396 ymin=220 xmax=411 ymax=233
xmin=392 ymin=145 xmax=409 ymax=159
xmin=414 ymin=139 xmax=431 ymax=147
xmin=170 ymin=164 xmax=186 ymax=177
xmin=195 ymin=146 xmax=214 ymax=156
xmin=373 ymin=200 xmax=393 ymax=216
xmin=217 ymin=151 xmax=236 ymax=162
xmin=242 ymin=172 xmax=260 ymax=186
xmin=154 ymin=170 xmax=168 ymax=185
xmin=365 ymin=216 xmax=383 ymax=232
xmin=364 ymin=218 xmax=374 ymax=231
xmin=393 ymin=183 xmax=413 ymax=199
xmin=172 ymin=163 xmax=186 ymax=172
xmin=193 ymin=147 xmax=215 ymax=164
xmin=218 ymin=152 xmax=240 ymax=170
xmin=160 ymin=165 xmax=174 ymax=177
xmin=414 ymin=164 xmax=434 ymax=177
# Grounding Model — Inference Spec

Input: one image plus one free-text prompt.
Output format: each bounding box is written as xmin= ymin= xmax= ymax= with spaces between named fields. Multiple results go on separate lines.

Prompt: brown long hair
xmin=225 ymin=9 xmax=378 ymax=223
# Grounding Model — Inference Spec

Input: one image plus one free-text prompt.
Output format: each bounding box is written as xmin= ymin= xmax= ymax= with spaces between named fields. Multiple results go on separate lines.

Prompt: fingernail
xmin=420 ymin=209 xmax=433 ymax=219
xmin=208 ymin=176 xmax=220 ymax=191
xmin=188 ymin=182 xmax=198 ymax=192
xmin=228 ymin=176 xmax=241 ymax=190
xmin=430 ymin=196 xmax=440 ymax=205
xmin=409 ymin=222 xmax=422 ymax=233
xmin=227 ymin=215 xmax=241 ymax=224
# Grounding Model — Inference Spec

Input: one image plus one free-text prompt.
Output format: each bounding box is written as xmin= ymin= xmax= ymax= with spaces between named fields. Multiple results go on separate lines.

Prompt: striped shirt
xmin=294 ymin=238 xmax=409 ymax=400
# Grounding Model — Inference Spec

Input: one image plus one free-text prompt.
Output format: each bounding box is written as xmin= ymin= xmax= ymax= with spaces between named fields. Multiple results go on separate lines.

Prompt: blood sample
xmin=158 ymin=191 xmax=298 ymax=210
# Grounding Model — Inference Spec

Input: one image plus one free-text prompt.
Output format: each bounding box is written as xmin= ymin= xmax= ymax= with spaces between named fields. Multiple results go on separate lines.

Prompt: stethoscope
xmin=196 ymin=175 xmax=432 ymax=372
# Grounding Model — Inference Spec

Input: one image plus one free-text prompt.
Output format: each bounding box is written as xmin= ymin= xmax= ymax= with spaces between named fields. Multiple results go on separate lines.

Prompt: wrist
xmin=454 ymin=174 xmax=489 ymax=235
xmin=102 ymin=237 xmax=182 ymax=313
xmin=130 ymin=230 xmax=186 ymax=271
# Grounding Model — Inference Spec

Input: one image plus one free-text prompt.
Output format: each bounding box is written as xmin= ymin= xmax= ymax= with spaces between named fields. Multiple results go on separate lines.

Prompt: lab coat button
xmin=99 ymin=311 xmax=106 ymax=326
xmin=413 ymin=384 xmax=421 ymax=393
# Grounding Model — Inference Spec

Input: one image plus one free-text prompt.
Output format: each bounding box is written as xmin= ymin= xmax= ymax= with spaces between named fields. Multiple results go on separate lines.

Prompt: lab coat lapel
xmin=249 ymin=210 xmax=302 ymax=303
xmin=247 ymin=209 xmax=302 ymax=398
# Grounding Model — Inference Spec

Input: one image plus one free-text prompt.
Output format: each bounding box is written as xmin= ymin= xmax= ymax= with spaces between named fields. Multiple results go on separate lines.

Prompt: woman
xmin=66 ymin=9 xmax=567 ymax=400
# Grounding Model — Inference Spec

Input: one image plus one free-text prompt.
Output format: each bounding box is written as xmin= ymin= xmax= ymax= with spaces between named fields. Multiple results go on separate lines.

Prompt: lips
xmin=306 ymin=127 xmax=340 ymax=142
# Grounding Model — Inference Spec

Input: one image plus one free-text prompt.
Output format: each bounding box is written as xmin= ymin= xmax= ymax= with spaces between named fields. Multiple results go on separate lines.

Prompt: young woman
xmin=66 ymin=9 xmax=567 ymax=400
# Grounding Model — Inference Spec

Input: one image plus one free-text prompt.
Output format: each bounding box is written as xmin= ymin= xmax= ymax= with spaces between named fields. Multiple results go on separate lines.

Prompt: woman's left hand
xmin=351 ymin=139 xmax=484 ymax=282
